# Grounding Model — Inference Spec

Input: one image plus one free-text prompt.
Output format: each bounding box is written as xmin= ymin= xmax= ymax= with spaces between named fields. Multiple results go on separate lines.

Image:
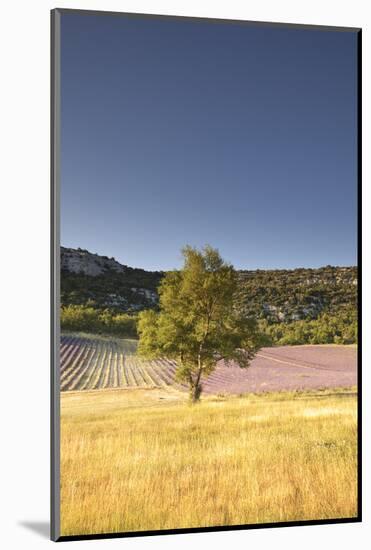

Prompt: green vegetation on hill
xmin=61 ymin=250 xmax=357 ymax=345
xmin=238 ymin=266 xmax=357 ymax=322
xmin=259 ymin=311 xmax=357 ymax=346
xmin=61 ymin=269 xmax=162 ymax=312
xmin=237 ymin=266 xmax=357 ymax=345
xmin=61 ymin=305 xmax=137 ymax=337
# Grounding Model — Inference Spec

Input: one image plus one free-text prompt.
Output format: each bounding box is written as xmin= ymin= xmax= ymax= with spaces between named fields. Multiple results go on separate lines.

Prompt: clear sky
xmin=60 ymin=12 xmax=358 ymax=271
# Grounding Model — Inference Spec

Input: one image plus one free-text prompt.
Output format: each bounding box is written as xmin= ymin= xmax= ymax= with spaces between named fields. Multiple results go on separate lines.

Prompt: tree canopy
xmin=138 ymin=245 xmax=262 ymax=402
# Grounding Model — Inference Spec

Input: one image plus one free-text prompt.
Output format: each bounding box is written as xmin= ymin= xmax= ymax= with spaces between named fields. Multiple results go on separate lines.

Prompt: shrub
xmin=61 ymin=305 xmax=137 ymax=337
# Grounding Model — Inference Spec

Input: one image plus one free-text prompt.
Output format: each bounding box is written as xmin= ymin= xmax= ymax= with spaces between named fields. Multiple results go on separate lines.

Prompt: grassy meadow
xmin=60 ymin=387 xmax=357 ymax=536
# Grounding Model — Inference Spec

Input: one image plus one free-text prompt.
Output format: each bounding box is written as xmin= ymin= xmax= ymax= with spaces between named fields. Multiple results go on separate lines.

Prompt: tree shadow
xmin=18 ymin=521 xmax=49 ymax=539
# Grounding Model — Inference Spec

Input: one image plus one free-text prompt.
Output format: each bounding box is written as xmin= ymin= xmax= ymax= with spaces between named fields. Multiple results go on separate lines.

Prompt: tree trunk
xmin=189 ymin=382 xmax=202 ymax=403
xmin=189 ymin=367 xmax=203 ymax=403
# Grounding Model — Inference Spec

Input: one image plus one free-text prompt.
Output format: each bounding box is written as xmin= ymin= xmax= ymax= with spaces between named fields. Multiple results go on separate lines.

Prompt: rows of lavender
xmin=60 ymin=334 xmax=357 ymax=394
xmin=60 ymin=335 xmax=178 ymax=391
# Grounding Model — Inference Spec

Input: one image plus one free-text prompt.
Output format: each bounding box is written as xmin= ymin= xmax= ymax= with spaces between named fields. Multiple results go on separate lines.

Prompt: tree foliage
xmin=259 ymin=311 xmax=357 ymax=346
xmin=138 ymin=246 xmax=262 ymax=402
xmin=61 ymin=304 xmax=137 ymax=337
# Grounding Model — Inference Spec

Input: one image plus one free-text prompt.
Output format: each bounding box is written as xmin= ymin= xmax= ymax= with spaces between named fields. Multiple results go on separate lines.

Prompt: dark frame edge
xmin=51 ymin=7 xmax=61 ymax=543
xmin=53 ymin=7 xmax=361 ymax=33
xmin=56 ymin=517 xmax=361 ymax=543
xmin=356 ymin=28 xmax=362 ymax=523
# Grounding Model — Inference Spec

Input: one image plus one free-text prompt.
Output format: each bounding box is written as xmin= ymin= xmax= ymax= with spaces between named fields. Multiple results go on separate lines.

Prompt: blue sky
xmin=61 ymin=13 xmax=358 ymax=271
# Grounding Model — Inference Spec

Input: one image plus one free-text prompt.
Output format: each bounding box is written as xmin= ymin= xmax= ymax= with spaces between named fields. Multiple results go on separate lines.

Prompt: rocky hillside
xmin=238 ymin=266 xmax=357 ymax=323
xmin=61 ymin=247 xmax=162 ymax=312
xmin=61 ymin=247 xmax=127 ymax=276
xmin=61 ymin=247 xmax=357 ymax=322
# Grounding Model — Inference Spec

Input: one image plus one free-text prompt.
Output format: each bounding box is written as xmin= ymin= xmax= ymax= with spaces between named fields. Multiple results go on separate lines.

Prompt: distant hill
xmin=61 ymin=247 xmax=357 ymax=324
xmin=61 ymin=246 xmax=128 ymax=276
xmin=61 ymin=247 xmax=162 ymax=312
xmin=237 ymin=265 xmax=357 ymax=323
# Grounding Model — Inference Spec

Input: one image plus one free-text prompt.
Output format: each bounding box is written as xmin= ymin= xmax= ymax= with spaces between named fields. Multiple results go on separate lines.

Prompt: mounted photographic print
xmin=51 ymin=8 xmax=361 ymax=541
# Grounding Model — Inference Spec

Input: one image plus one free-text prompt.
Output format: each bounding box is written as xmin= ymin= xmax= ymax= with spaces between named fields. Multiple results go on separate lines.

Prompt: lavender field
xmin=60 ymin=334 xmax=357 ymax=394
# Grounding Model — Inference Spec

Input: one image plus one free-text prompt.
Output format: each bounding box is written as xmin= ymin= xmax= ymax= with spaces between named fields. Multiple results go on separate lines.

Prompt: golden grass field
xmin=60 ymin=387 xmax=357 ymax=536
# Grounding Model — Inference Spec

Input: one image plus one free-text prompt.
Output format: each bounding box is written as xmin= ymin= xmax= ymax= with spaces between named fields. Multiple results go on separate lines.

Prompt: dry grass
xmin=60 ymin=387 xmax=358 ymax=536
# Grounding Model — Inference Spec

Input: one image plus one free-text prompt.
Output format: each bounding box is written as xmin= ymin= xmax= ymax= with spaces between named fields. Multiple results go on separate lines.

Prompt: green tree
xmin=137 ymin=245 xmax=262 ymax=402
